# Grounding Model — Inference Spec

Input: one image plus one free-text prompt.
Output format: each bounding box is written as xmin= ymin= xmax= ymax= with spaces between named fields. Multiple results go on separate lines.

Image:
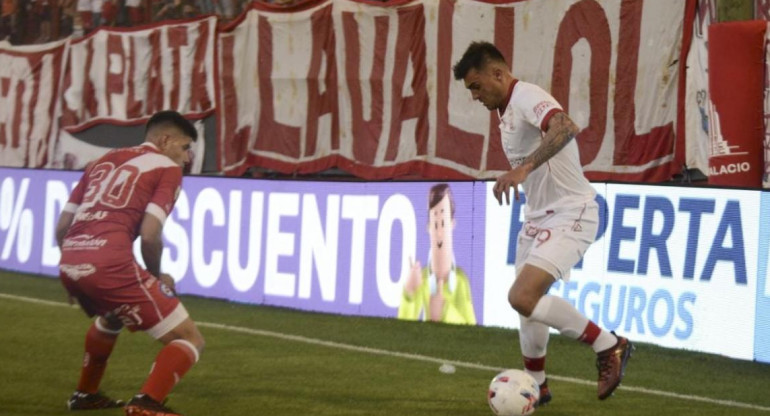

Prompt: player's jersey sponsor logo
xmin=60 ymin=263 xmax=96 ymax=280
xmin=62 ymin=234 xmax=108 ymax=250
xmin=74 ymin=210 xmax=108 ymax=222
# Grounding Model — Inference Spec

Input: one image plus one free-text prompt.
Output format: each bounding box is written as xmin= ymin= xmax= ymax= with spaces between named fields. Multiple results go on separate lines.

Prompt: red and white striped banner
xmin=59 ymin=16 xmax=217 ymax=133
xmin=219 ymin=0 xmax=690 ymax=180
xmin=0 ymin=40 xmax=68 ymax=168
xmin=1 ymin=1 xmax=693 ymax=182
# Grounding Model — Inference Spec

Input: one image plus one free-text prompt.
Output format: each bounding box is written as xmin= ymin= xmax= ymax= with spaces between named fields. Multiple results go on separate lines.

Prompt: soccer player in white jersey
xmin=453 ymin=41 xmax=633 ymax=404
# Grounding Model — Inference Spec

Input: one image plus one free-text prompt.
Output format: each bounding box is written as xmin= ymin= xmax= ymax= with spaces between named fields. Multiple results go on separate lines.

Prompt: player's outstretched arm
xmin=521 ymin=111 xmax=579 ymax=172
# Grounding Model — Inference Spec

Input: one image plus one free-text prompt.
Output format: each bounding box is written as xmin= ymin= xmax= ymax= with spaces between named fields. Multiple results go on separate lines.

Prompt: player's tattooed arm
xmin=493 ymin=111 xmax=579 ymax=205
xmin=520 ymin=112 xmax=579 ymax=173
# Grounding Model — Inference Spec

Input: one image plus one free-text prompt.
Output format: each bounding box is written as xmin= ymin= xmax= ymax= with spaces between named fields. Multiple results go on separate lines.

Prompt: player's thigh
xmin=527 ymin=208 xmax=597 ymax=280
xmin=122 ymin=266 xmax=189 ymax=338
xmin=74 ymin=262 xmax=189 ymax=338
xmin=157 ymin=317 xmax=205 ymax=351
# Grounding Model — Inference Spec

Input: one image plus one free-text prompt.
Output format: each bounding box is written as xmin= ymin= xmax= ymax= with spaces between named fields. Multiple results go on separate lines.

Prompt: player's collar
xmin=141 ymin=142 xmax=160 ymax=152
xmin=498 ymin=78 xmax=518 ymax=117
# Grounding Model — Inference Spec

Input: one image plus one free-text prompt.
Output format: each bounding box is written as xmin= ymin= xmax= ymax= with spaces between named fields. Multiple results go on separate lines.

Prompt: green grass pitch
xmin=1 ymin=271 xmax=769 ymax=416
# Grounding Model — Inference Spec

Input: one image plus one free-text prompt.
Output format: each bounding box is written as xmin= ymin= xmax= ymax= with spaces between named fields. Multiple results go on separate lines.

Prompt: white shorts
xmin=515 ymin=202 xmax=598 ymax=281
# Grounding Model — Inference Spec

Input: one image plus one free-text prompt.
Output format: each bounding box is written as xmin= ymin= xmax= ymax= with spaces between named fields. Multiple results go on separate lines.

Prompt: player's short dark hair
xmin=453 ymin=41 xmax=507 ymax=80
xmin=428 ymin=183 xmax=455 ymax=219
xmin=145 ymin=110 xmax=198 ymax=141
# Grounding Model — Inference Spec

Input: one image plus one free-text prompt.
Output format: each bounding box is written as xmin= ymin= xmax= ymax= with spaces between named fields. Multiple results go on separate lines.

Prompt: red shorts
xmin=59 ymin=260 xmax=188 ymax=339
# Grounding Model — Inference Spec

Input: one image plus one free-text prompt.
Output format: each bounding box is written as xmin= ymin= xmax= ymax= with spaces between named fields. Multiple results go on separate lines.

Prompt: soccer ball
xmin=487 ymin=369 xmax=539 ymax=416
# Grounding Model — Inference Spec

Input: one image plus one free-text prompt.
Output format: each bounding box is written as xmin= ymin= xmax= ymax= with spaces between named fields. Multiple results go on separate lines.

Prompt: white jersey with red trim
xmin=60 ymin=142 xmax=182 ymax=262
xmin=498 ymin=80 xmax=595 ymax=218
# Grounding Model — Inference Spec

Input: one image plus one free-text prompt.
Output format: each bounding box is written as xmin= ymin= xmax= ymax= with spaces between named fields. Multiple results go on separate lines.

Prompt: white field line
xmin=2 ymin=292 xmax=769 ymax=413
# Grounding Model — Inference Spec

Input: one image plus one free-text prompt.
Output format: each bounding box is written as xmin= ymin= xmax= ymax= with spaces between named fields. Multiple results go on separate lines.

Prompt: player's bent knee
xmin=508 ymin=290 xmax=535 ymax=317
xmin=180 ymin=320 xmax=205 ymax=353
xmin=190 ymin=328 xmax=205 ymax=353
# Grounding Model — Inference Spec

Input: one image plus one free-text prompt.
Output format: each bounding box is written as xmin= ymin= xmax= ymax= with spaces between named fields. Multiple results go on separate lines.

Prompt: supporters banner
xmin=218 ymin=0 xmax=688 ymax=181
xmin=0 ymin=39 xmax=69 ymax=168
xmin=57 ymin=17 xmax=217 ymax=133
xmin=707 ymin=21 xmax=766 ymax=188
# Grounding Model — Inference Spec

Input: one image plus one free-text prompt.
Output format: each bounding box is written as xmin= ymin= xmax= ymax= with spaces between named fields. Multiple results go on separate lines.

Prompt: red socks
xmin=140 ymin=340 xmax=199 ymax=402
xmin=523 ymin=356 xmax=546 ymax=372
xmin=77 ymin=321 xmax=120 ymax=393
xmin=578 ymin=321 xmax=601 ymax=345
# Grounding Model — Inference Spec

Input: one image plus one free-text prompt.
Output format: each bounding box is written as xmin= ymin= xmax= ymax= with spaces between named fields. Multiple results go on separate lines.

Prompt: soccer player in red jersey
xmin=453 ymin=42 xmax=633 ymax=404
xmin=57 ymin=111 xmax=204 ymax=416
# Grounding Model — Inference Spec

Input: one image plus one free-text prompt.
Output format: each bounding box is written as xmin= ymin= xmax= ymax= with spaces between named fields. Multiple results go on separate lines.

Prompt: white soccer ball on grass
xmin=487 ymin=369 xmax=539 ymax=416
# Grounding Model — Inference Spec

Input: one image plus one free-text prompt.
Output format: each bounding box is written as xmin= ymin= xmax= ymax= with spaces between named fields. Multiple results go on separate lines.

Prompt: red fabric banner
xmin=707 ymin=20 xmax=766 ymax=187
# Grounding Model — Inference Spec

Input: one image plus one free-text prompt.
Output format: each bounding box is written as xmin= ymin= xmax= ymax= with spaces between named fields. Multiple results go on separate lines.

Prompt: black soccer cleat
xmin=124 ymin=394 xmax=182 ymax=416
xmin=67 ymin=390 xmax=125 ymax=410
xmin=536 ymin=378 xmax=552 ymax=407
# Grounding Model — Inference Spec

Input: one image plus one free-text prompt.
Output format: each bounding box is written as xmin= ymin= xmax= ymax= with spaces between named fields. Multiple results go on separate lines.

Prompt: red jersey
xmin=60 ymin=142 xmax=182 ymax=264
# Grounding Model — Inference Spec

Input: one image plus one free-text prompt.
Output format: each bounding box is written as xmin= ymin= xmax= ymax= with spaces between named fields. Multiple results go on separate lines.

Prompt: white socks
xmin=528 ymin=295 xmax=617 ymax=353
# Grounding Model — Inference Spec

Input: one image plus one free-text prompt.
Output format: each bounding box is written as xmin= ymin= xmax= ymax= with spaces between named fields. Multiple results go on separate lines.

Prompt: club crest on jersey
xmin=159 ymin=282 xmax=175 ymax=298
xmin=533 ymin=100 xmax=554 ymax=119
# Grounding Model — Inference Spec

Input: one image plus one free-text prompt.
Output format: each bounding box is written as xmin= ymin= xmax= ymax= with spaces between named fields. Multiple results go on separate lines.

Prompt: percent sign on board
xmin=0 ymin=177 xmax=34 ymax=263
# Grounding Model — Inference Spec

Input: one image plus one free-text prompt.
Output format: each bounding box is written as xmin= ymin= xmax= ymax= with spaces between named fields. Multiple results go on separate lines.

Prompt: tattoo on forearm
xmin=523 ymin=112 xmax=577 ymax=171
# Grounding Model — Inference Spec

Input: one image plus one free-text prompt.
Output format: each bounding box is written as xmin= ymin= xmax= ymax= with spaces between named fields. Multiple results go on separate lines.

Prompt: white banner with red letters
xmin=1 ymin=1 xmax=692 ymax=182
xmin=46 ymin=16 xmax=217 ymax=171
xmin=219 ymin=0 xmax=689 ymax=180
xmin=0 ymin=39 xmax=68 ymax=168
xmin=58 ymin=17 xmax=217 ymax=132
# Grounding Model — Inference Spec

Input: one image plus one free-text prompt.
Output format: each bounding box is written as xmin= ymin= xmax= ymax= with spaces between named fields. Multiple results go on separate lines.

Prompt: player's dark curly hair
xmin=145 ymin=110 xmax=198 ymax=141
xmin=453 ymin=41 xmax=507 ymax=81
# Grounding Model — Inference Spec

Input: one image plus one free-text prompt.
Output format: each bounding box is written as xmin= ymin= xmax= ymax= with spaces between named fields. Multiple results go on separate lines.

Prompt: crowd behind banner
xmin=0 ymin=0 xmax=364 ymax=45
